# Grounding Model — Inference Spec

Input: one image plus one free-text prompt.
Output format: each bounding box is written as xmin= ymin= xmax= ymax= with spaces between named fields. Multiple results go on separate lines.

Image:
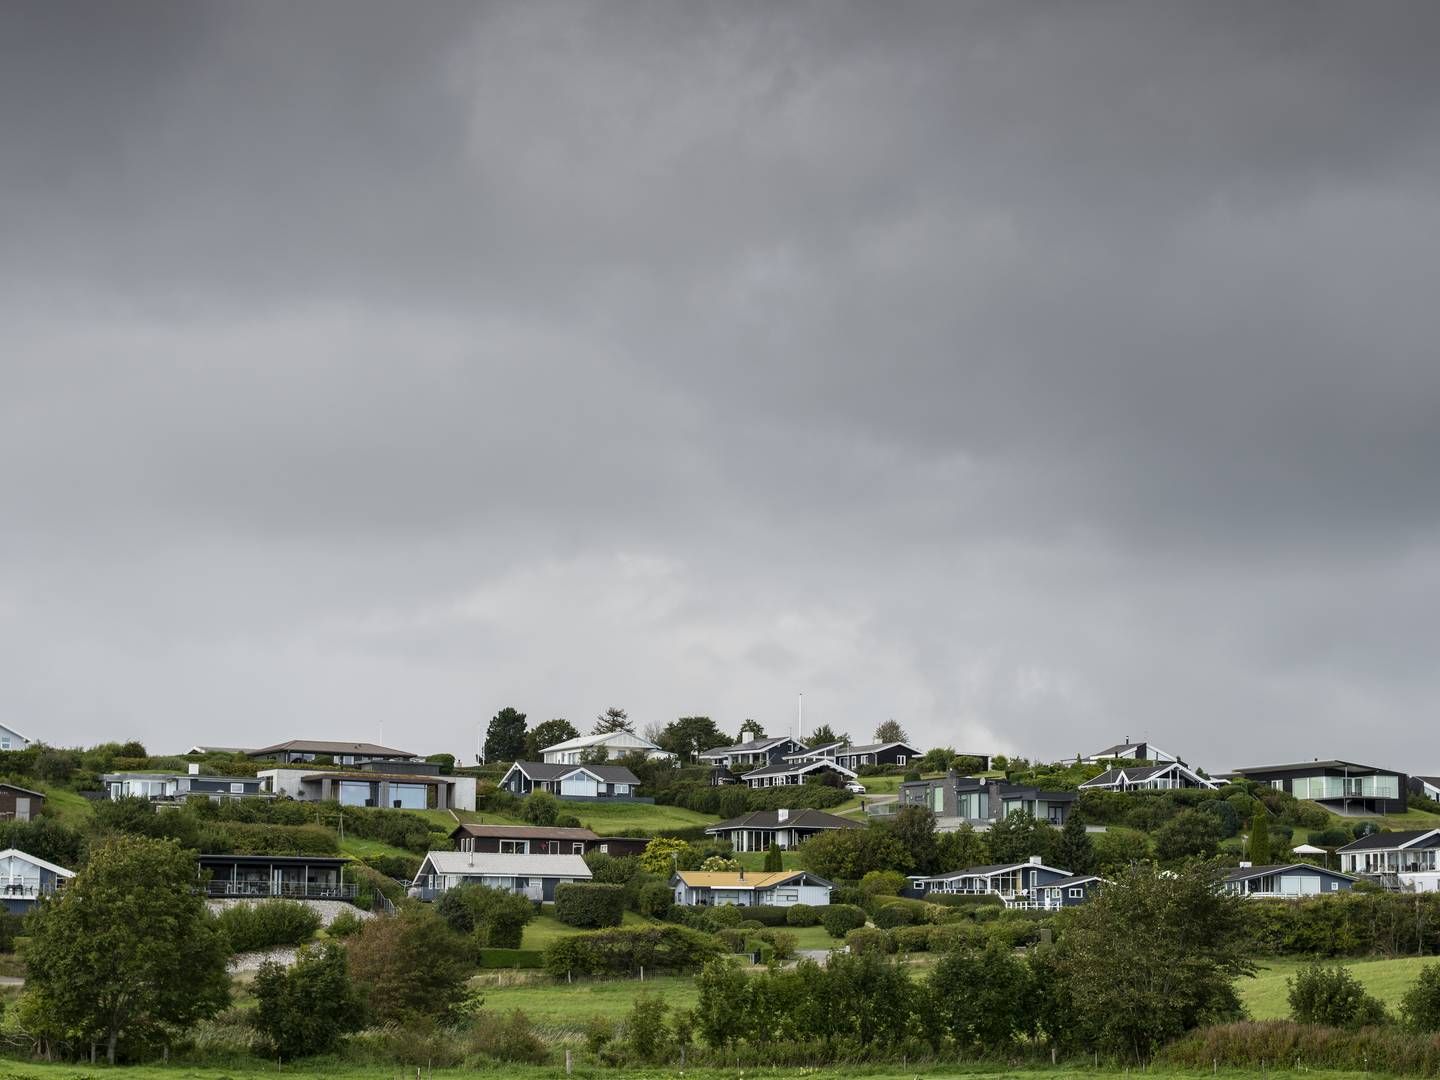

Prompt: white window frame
xmin=896 ymin=755 xmax=907 ymax=766
xmin=1068 ymin=887 xmax=1084 ymax=898
xmin=230 ymin=782 xmax=246 ymax=794
xmin=499 ymin=839 xmax=529 ymax=855
xmin=572 ymin=842 xmax=585 ymax=855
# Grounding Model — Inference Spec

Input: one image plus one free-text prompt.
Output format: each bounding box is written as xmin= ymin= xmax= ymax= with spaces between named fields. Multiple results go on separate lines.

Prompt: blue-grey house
xmin=1222 ymin=862 xmax=1358 ymax=898
xmin=1035 ymin=873 xmax=1105 ymax=909
xmin=905 ymin=856 xmax=1074 ymax=905
xmin=0 ymin=848 xmax=74 ymax=913
xmin=103 ymin=768 xmax=269 ymax=803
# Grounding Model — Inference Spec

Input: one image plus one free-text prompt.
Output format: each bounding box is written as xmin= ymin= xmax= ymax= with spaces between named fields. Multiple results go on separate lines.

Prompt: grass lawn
xmin=786 ymin=923 xmax=845 ymax=950
xmin=1239 ymin=955 xmax=1435 ymax=1019
xmin=476 ymin=972 xmax=698 ymax=1028
xmin=34 ymin=785 xmax=94 ymax=825
xmin=474 ymin=800 xmax=718 ymax=835
xmin=520 ymin=910 xmax=666 ymax=950
xmin=339 ymin=835 xmax=420 ymax=862
xmin=733 ymin=848 xmax=802 ymax=870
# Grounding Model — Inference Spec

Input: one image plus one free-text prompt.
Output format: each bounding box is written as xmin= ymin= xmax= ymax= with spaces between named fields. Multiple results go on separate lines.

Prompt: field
xmin=476 ymin=971 xmax=698 ymax=1026
xmin=1239 ymin=955 xmax=1435 ymax=1019
xmin=470 ymin=799 xmax=719 ymax=835
xmin=520 ymin=910 xmax=667 ymax=950
xmin=0 ymin=1061 xmax=1386 ymax=1080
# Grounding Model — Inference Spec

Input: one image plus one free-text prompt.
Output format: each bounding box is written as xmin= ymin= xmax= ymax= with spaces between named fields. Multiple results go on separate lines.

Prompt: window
xmin=1068 ymin=887 xmax=1084 ymax=898
xmin=390 ymin=783 xmax=428 ymax=809
xmin=895 ymin=755 xmax=906 ymax=766
xmin=499 ymin=840 xmax=529 ymax=855
xmin=599 ymin=844 xmax=609 ymax=854
xmin=230 ymin=783 xmax=246 ymax=794
xmin=1329 ymin=881 xmax=1339 ymax=891
xmin=572 ymin=843 xmax=585 ymax=855
xmin=0 ymin=738 xmax=9 ymax=750
xmin=775 ymin=890 xmax=799 ymax=902
xmin=1270 ymin=780 xmax=1284 ymax=791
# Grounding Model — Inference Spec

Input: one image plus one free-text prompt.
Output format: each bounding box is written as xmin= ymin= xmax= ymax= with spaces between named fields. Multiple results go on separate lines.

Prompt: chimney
xmin=777 ymin=808 xmax=789 ymax=822
xmin=188 ymin=763 xmax=200 ymax=775
xmin=1029 ymin=855 xmax=1043 ymax=865
xmin=1239 ymin=861 xmax=1252 ymax=869
xmin=739 ymin=866 xmax=745 ymax=880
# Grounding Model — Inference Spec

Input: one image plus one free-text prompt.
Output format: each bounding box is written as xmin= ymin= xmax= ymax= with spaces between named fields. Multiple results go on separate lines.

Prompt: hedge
xmin=475 ymin=948 xmax=544 ymax=969
xmin=197 ymin=822 xmax=339 ymax=856
xmin=786 ymin=903 xmax=820 ymax=927
xmin=542 ymin=925 xmax=722 ymax=977
xmin=742 ymin=905 xmax=789 ymax=926
xmin=213 ymin=900 xmax=322 ymax=953
xmin=820 ymin=904 xmax=867 ymax=939
xmin=1159 ymin=1021 xmax=1440 ymax=1075
xmin=554 ymin=882 xmax=626 ymax=928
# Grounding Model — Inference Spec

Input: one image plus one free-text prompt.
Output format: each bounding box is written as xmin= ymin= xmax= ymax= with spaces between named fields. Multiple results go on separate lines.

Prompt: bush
xmin=346 ymin=909 xmax=476 ymax=1025
xmin=756 ymin=928 xmax=797 ymax=959
xmin=468 ymin=1008 xmax=550 ymax=1064
xmin=555 ymin=882 xmax=626 ymax=929
xmin=786 ymin=903 xmax=820 ymax=927
xmin=622 ymin=994 xmax=671 ymax=1063
xmin=677 ymin=904 xmax=744 ymax=933
xmin=327 ymin=910 xmax=366 ymax=938
xmin=845 ymin=927 xmax=893 ymax=955
xmin=215 ymin=900 xmax=322 ymax=953
xmin=891 ymin=925 xmax=933 ymax=953
xmin=1288 ymin=964 xmax=1390 ymax=1028
xmin=436 ymin=885 xmax=536 ymax=947
xmin=1401 ymin=963 xmax=1440 ymax=1032
xmin=636 ymin=881 xmax=674 ymax=919
xmin=521 ymin=790 xmax=559 ymax=825
xmin=831 ymin=886 xmax=865 ymax=907
xmin=742 ymin=904 xmax=789 ymax=926
xmin=253 ymin=942 xmax=365 ymax=1060
xmin=820 ymin=904 xmax=867 ymax=939
xmin=542 ymin=925 xmax=722 ymax=977
xmin=859 ymin=869 xmax=907 ymax=896
xmin=873 ymin=900 xmax=924 ymax=929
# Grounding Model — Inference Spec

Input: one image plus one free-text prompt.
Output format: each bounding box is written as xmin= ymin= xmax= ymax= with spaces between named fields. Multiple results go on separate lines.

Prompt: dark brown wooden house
xmin=448 ymin=823 xmax=646 ymax=858
xmin=0 ymin=785 xmax=44 ymax=823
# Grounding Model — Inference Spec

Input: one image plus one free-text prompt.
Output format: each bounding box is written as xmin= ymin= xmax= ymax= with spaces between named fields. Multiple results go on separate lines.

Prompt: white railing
xmin=203 ymin=881 xmax=357 ymax=900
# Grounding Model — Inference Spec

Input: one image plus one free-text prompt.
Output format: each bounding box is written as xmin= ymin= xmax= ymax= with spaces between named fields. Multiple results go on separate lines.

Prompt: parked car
xmin=844 ymin=781 xmax=867 ymax=794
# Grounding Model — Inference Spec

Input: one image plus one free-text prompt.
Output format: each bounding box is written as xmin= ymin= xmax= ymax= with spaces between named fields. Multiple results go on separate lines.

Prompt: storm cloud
xmin=3 ymin=1 xmax=1439 ymax=769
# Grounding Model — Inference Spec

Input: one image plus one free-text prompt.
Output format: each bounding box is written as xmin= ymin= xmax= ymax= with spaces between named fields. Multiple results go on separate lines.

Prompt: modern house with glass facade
xmin=1229 ymin=760 xmax=1409 ymax=816
xmin=258 ymin=762 xmax=476 ymax=810
xmin=103 ymin=768 xmax=270 ymax=803
xmin=899 ymin=773 xmax=1075 ymax=828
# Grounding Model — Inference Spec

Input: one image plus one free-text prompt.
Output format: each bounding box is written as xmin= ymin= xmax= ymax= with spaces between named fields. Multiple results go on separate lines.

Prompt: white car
xmin=844 ymin=781 xmax=867 ymax=795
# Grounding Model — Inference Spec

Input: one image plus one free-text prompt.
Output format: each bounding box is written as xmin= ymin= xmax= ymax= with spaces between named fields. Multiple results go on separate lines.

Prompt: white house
xmin=1081 ymin=739 xmax=1178 ymax=765
xmin=670 ymin=869 xmax=833 ymax=908
xmin=0 ymin=725 xmax=30 ymax=753
xmin=498 ymin=761 xmax=641 ymax=800
xmin=1339 ymin=829 xmax=1440 ymax=893
xmin=0 ymin=848 xmax=74 ymax=913
xmin=1079 ymin=762 xmax=1217 ymax=792
xmin=410 ymin=851 xmax=591 ymax=902
xmin=540 ymin=731 xmax=672 ymax=764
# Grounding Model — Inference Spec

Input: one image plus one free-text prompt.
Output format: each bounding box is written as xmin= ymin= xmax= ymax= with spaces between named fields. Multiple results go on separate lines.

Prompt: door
xmin=14 ymin=798 xmax=28 ymax=822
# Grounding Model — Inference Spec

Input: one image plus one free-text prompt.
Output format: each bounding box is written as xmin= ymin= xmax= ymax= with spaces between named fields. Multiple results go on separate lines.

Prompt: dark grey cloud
xmin=3 ymin=1 xmax=1439 ymax=768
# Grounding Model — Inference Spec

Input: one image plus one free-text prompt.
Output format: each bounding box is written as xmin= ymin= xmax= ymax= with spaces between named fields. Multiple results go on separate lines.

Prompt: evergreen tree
xmin=738 ymin=718 xmax=766 ymax=741
xmin=763 ymin=841 xmax=783 ymax=872
xmin=483 ymin=706 xmax=528 ymax=763
xmin=1053 ymin=811 xmax=1096 ymax=875
xmin=806 ymin=723 xmax=849 ymax=747
xmin=874 ymin=718 xmax=909 ymax=743
xmin=593 ymin=706 xmax=633 ymax=734
xmin=1247 ymin=803 xmax=1272 ymax=865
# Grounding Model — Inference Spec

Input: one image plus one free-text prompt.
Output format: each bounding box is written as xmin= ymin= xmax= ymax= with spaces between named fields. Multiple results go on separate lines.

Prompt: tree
xmin=522 ymin=790 xmax=559 ymax=825
xmin=929 ymin=943 xmax=1036 ymax=1049
xmin=657 ymin=716 xmax=727 ymax=761
xmin=345 ymin=908 xmax=475 ymax=1024
xmin=1042 ymin=861 xmax=1253 ymax=1057
xmin=807 ymin=724 xmax=849 ymax=747
xmin=763 ymin=841 xmax=783 ymax=872
xmin=1400 ymin=962 xmax=1440 ymax=1032
xmin=936 ymin=823 xmax=990 ymax=870
xmin=639 ymin=836 xmax=695 ymax=874
xmin=253 ymin=942 xmax=365 ymax=1060
xmin=1154 ymin=809 xmax=1221 ymax=864
xmin=24 ymin=835 xmax=231 ymax=1063
xmin=797 ymin=826 xmax=912 ymax=879
xmin=737 ymin=718 xmax=765 ymax=741
xmin=889 ymin=805 xmax=940 ymax=874
xmin=524 ymin=718 xmax=579 ymax=761
xmin=436 ymin=884 xmax=536 ymax=948
xmin=1053 ymin=812 xmax=1096 ymax=876
xmin=1288 ymin=964 xmax=1389 ymax=1028
xmin=874 ymin=719 xmax=908 ymax=744
xmin=1092 ymin=826 xmax=1153 ymax=875
xmin=484 ymin=706 xmax=528 ymax=763
xmin=986 ymin=810 xmax=1053 ymax=864
xmin=593 ymin=706 xmax=633 ymax=734
xmin=1247 ymin=803 xmax=1272 ymax=865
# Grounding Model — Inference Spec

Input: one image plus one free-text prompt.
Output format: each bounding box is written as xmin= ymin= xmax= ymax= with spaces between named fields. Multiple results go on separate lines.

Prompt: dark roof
xmin=507 ymin=761 xmax=640 ymax=784
xmin=300 ymin=770 xmax=452 ymax=784
xmin=1231 ymin=760 xmax=1397 ymax=776
xmin=835 ymin=741 xmax=922 ymax=756
xmin=249 ymin=739 xmax=417 ymax=758
xmin=0 ymin=783 xmax=46 ymax=799
xmin=1414 ymin=775 xmax=1440 ymax=786
xmin=706 ymin=809 xmax=862 ymax=833
xmin=197 ymin=854 xmax=347 ymax=867
xmin=700 ymin=737 xmax=801 ymax=756
xmin=449 ymin=823 xmax=599 ymax=842
xmin=923 ymin=860 xmax=1070 ymax=879
xmin=998 ymin=783 xmax=1076 ymax=803
xmin=1224 ymin=863 xmax=1357 ymax=883
xmin=1338 ymin=829 xmax=1440 ymax=853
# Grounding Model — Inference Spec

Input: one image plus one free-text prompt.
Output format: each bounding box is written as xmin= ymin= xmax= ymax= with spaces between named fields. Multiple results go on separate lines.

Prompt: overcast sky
xmin=3 ymin=2 xmax=1439 ymax=770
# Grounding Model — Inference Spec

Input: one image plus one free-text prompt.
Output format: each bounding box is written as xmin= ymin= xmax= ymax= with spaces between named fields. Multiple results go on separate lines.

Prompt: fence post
xmin=565 ymin=1048 xmax=573 ymax=1075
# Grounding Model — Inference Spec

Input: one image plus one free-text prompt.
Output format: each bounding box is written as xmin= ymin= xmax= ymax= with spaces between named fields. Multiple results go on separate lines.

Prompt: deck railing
xmin=203 ymin=880 xmax=358 ymax=900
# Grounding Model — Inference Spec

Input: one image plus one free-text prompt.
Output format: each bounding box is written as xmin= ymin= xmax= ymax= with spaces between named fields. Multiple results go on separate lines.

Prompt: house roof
xmin=1043 ymin=874 xmax=1105 ymax=888
xmin=1338 ymin=828 xmax=1440 ymax=853
xmin=248 ymin=739 xmax=417 ymax=758
xmin=0 ymin=848 xmax=73 ymax=878
xmin=539 ymin=731 xmax=660 ymax=754
xmin=834 ymin=741 xmax=923 ymax=756
xmin=918 ymin=860 xmax=1072 ymax=880
xmin=784 ymin=741 xmax=844 ymax=760
xmin=1223 ymin=863 xmax=1359 ymax=883
xmin=1079 ymin=762 xmax=1214 ymax=789
xmin=741 ymin=758 xmax=858 ymax=780
xmin=198 ymin=854 xmax=347 ymax=867
xmin=449 ymin=823 xmax=600 ymax=842
xmin=187 ymin=745 xmax=251 ymax=755
xmin=672 ymin=869 xmax=830 ymax=890
xmin=1230 ymin=760 xmax=1397 ymax=777
xmin=0 ymin=725 xmax=28 ymax=743
xmin=700 ymin=736 xmax=801 ymax=757
xmin=1414 ymin=775 xmax=1440 ymax=788
xmin=505 ymin=761 xmax=640 ymax=784
xmin=706 ymin=809 xmax=862 ymax=833
xmin=414 ymin=851 xmax=592 ymax=882
xmin=297 ymin=770 xmax=452 ymax=784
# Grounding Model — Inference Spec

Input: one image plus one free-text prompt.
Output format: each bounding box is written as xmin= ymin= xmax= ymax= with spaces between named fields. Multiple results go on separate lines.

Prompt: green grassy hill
xmin=472 ymin=799 xmax=718 ymax=835
xmin=1239 ymin=955 xmax=1435 ymax=1019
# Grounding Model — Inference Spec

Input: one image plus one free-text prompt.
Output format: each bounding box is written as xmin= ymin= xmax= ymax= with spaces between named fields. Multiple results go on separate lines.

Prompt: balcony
xmin=0 ymin=881 xmax=59 ymax=900
xmin=203 ymin=880 xmax=358 ymax=901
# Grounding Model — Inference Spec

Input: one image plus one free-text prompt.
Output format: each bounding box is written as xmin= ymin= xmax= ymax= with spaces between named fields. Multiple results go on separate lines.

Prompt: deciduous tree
xmin=524 ymin=718 xmax=578 ymax=760
xmin=253 ymin=941 xmax=365 ymax=1060
xmin=874 ymin=719 xmax=908 ymax=743
xmin=658 ymin=716 xmax=727 ymax=761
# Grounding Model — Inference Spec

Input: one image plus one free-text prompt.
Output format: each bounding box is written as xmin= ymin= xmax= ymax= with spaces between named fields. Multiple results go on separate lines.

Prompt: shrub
xmin=468 ymin=1008 xmax=549 ymax=1064
xmin=622 ymin=994 xmax=671 ymax=1062
xmin=891 ymin=925 xmax=932 ymax=953
xmin=873 ymin=900 xmax=923 ymax=929
xmin=326 ymin=910 xmax=366 ymax=938
xmin=346 ymin=908 xmax=476 ymax=1025
xmin=636 ymin=881 xmax=673 ymax=919
xmin=1288 ymin=964 xmax=1390 ymax=1028
xmin=831 ymin=885 xmax=866 ymax=907
xmin=555 ymin=882 xmax=626 ymax=928
xmin=756 ymin=928 xmax=797 ymax=959
xmin=742 ymin=904 xmax=789 ymax=926
xmin=820 ymin=904 xmax=867 ymax=939
xmin=542 ymin=925 xmax=722 ymax=977
xmin=786 ymin=903 xmax=820 ymax=927
xmin=475 ymin=948 xmax=544 ymax=969
xmin=252 ymin=942 xmax=365 ymax=1060
xmin=859 ymin=869 xmax=907 ymax=896
xmin=845 ymin=927 xmax=892 ymax=955
xmin=735 ymin=918 xmax=764 ymax=930
xmin=521 ymin=790 xmax=559 ymax=825
xmin=1401 ymin=963 xmax=1440 ymax=1032
xmin=436 ymin=885 xmax=536 ymax=947
xmin=215 ymin=900 xmax=322 ymax=953
xmin=677 ymin=904 xmax=743 ymax=932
